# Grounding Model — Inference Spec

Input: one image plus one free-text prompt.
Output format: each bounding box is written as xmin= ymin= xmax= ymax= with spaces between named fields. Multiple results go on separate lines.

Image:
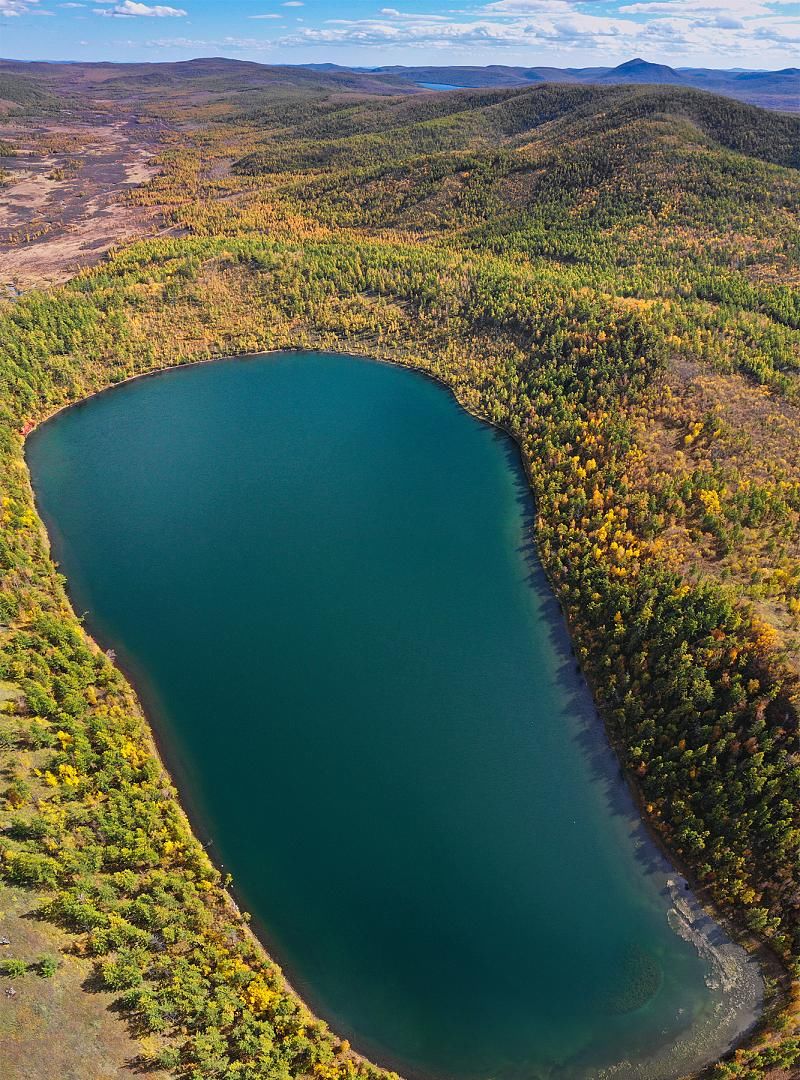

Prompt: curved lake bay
xmin=27 ymin=351 xmax=762 ymax=1080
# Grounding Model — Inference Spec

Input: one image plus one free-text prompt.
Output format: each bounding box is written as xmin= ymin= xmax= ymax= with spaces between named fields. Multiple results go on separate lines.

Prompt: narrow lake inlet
xmin=26 ymin=350 xmax=763 ymax=1080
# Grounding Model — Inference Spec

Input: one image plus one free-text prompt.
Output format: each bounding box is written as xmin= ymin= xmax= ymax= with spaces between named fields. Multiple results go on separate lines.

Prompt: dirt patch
xmin=638 ymin=357 xmax=800 ymax=667
xmin=0 ymin=114 xmax=171 ymax=291
xmin=0 ymin=885 xmax=168 ymax=1080
xmin=206 ymin=156 xmax=235 ymax=181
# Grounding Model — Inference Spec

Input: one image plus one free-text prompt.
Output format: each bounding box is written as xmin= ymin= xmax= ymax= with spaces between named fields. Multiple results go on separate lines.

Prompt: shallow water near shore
xmin=27 ymin=350 xmax=762 ymax=1080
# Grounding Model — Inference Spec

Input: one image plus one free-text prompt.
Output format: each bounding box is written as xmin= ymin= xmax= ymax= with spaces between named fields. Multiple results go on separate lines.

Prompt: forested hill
xmin=235 ymin=82 xmax=800 ymax=175
xmin=232 ymin=83 xmax=800 ymax=281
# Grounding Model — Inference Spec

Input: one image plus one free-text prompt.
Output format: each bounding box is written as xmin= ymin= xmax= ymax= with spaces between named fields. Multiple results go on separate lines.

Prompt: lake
xmin=26 ymin=351 xmax=762 ymax=1080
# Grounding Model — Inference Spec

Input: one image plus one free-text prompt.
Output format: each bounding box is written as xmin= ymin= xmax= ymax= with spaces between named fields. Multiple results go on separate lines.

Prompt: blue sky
xmin=2 ymin=0 xmax=799 ymax=68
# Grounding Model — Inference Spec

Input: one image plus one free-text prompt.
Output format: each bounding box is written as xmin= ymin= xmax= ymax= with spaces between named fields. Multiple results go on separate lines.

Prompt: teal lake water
xmin=27 ymin=351 xmax=761 ymax=1080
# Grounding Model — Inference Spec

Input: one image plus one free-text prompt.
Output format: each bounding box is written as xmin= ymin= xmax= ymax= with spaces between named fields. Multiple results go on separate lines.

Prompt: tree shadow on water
xmin=493 ymin=432 xmax=673 ymax=883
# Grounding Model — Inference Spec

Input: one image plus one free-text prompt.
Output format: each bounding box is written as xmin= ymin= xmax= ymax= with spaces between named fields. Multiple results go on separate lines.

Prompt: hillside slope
xmin=232 ymin=84 xmax=800 ymax=289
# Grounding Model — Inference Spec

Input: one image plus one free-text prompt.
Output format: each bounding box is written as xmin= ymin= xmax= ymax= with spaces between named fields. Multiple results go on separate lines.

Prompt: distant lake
xmin=417 ymin=82 xmax=463 ymax=91
xmin=27 ymin=351 xmax=762 ymax=1080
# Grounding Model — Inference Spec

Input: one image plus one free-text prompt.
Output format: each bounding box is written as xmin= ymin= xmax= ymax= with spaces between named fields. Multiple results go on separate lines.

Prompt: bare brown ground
xmin=0 ymin=113 xmax=170 ymax=292
xmin=0 ymin=884 xmax=168 ymax=1080
xmin=639 ymin=357 xmax=800 ymax=667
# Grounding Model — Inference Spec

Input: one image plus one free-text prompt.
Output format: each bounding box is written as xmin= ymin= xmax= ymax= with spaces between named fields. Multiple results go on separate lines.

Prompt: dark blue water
xmin=27 ymin=351 xmax=761 ymax=1080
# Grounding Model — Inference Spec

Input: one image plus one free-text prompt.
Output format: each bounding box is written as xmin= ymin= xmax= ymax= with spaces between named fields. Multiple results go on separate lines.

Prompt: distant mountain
xmin=1 ymin=56 xmax=797 ymax=114
xmin=304 ymin=58 xmax=800 ymax=112
xmin=734 ymin=68 xmax=800 ymax=83
xmin=0 ymin=56 xmax=417 ymax=104
xmin=597 ymin=58 xmax=685 ymax=84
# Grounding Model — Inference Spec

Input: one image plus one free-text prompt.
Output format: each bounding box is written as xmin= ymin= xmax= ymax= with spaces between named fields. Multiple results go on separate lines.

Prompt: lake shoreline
xmin=23 ymin=343 xmax=783 ymax=1079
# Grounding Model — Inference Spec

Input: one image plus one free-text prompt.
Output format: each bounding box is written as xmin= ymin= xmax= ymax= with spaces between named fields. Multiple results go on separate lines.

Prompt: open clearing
xmin=0 ymin=113 xmax=168 ymax=292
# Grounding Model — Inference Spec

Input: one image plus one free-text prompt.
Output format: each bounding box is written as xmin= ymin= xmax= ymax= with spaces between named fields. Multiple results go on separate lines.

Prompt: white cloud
xmin=619 ymin=0 xmax=771 ymax=15
xmin=753 ymin=18 xmax=800 ymax=43
xmin=371 ymin=7 xmax=449 ymax=19
xmin=76 ymin=0 xmax=798 ymax=68
xmin=0 ymin=0 xmax=42 ymax=14
xmin=273 ymin=9 xmax=646 ymax=49
xmin=147 ymin=34 xmax=276 ymax=50
xmin=260 ymin=0 xmax=800 ymax=66
xmin=96 ymin=0 xmax=186 ymax=15
xmin=482 ymin=0 xmax=580 ymax=14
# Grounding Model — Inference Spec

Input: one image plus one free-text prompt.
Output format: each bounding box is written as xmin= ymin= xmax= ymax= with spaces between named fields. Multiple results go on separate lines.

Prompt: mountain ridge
xmin=0 ymin=55 xmax=797 ymax=112
xmin=304 ymin=57 xmax=800 ymax=111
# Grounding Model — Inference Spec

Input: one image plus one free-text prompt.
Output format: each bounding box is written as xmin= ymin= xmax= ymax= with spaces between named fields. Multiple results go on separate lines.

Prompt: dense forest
xmin=0 ymin=76 xmax=799 ymax=1079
